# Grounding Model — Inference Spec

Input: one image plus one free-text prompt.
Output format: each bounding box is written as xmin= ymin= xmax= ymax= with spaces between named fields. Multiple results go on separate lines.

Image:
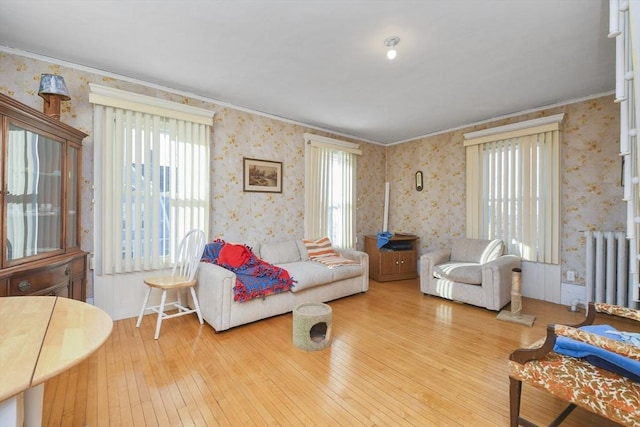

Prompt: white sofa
xmin=195 ymin=239 xmax=369 ymax=331
xmin=420 ymin=238 xmax=520 ymax=311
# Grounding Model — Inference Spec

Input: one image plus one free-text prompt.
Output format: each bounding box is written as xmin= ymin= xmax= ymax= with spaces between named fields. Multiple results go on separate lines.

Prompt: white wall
xmin=521 ymin=261 xmax=561 ymax=303
xmin=94 ymin=269 xmax=172 ymax=320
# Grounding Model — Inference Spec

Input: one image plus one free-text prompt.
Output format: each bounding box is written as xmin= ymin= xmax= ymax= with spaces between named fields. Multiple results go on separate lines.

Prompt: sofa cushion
xmin=260 ymin=240 xmax=301 ymax=264
xmin=479 ymin=239 xmax=504 ymax=263
xmin=433 ymin=262 xmax=483 ymax=285
xmin=331 ymin=264 xmax=363 ymax=282
xmin=279 ymin=261 xmax=334 ymax=292
xmin=450 ymin=238 xmax=504 ymax=264
xmin=296 ymin=239 xmax=310 ymax=261
xmin=281 ymin=261 xmax=363 ymax=292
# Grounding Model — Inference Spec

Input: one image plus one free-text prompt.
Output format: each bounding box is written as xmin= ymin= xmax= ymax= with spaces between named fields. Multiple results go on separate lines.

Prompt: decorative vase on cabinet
xmin=0 ymin=93 xmax=87 ymax=300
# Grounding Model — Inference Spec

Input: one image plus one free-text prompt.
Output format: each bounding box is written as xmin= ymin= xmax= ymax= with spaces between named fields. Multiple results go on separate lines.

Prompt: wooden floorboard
xmin=43 ymin=278 xmax=632 ymax=426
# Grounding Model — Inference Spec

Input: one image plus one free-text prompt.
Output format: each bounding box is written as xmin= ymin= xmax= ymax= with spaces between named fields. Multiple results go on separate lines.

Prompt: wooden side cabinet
xmin=1 ymin=253 xmax=86 ymax=299
xmin=365 ymin=234 xmax=419 ymax=282
xmin=0 ymin=93 xmax=87 ymax=301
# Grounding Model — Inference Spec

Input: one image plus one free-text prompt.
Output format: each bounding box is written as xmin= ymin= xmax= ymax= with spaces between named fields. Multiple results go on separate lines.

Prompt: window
xmin=464 ymin=114 xmax=563 ymax=264
xmin=304 ymin=133 xmax=361 ymax=249
xmin=90 ymin=84 xmax=212 ymax=274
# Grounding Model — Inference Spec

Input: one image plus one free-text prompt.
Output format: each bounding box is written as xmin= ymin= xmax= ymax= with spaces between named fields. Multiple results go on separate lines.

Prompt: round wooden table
xmin=0 ymin=296 xmax=113 ymax=427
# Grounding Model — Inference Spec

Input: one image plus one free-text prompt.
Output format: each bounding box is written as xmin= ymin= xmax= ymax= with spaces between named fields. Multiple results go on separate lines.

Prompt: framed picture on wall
xmin=243 ymin=158 xmax=283 ymax=193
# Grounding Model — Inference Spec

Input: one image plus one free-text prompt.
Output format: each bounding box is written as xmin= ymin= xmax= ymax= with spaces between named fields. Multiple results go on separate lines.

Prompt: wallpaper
xmin=0 ymin=51 xmax=385 ymax=300
xmin=386 ymin=96 xmax=624 ymax=285
xmin=0 ymin=50 xmax=624 ymax=300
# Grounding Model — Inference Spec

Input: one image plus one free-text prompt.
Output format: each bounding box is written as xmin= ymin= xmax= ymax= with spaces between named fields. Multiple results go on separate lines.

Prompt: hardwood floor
xmin=43 ymin=279 xmax=628 ymax=426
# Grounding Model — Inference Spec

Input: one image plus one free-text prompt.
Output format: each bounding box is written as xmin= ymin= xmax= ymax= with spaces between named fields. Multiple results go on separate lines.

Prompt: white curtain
xmin=465 ymin=115 xmax=562 ymax=264
xmin=304 ymin=133 xmax=361 ymax=249
xmin=90 ymin=85 xmax=212 ymax=275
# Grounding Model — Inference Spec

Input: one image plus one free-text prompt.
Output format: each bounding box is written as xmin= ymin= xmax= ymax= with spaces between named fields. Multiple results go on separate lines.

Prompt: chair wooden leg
xmin=154 ymin=290 xmax=167 ymax=340
xmin=190 ymin=287 xmax=204 ymax=324
xmin=549 ymin=404 xmax=576 ymax=427
xmin=177 ymin=289 xmax=184 ymax=312
xmin=509 ymin=377 xmax=523 ymax=427
xmin=136 ymin=287 xmax=152 ymax=328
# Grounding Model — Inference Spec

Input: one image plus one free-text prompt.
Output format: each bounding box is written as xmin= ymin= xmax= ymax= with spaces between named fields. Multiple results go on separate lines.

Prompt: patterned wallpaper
xmin=0 ymin=50 xmax=624 ymax=298
xmin=0 ymin=51 xmax=386 ymax=300
xmin=386 ymin=96 xmax=624 ymax=284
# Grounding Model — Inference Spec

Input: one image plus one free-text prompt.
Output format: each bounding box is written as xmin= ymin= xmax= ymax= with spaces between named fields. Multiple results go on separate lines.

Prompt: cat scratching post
xmin=497 ymin=268 xmax=535 ymax=326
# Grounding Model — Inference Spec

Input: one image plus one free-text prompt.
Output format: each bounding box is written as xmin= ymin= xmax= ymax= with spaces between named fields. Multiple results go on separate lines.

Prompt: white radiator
xmin=585 ymin=231 xmax=630 ymax=306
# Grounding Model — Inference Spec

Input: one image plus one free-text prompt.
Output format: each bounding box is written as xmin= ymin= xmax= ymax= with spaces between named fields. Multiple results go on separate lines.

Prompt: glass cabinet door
xmin=66 ymin=144 xmax=79 ymax=249
xmin=5 ymin=122 xmax=63 ymax=264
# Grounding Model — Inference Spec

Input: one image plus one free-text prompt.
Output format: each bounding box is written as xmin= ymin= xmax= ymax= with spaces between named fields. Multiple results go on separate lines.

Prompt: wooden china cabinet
xmin=0 ymin=93 xmax=87 ymax=301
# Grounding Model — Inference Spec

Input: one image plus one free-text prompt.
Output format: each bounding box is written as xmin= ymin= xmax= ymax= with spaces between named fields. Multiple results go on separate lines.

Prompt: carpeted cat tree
xmin=292 ymin=302 xmax=333 ymax=351
xmin=497 ymin=268 xmax=535 ymax=327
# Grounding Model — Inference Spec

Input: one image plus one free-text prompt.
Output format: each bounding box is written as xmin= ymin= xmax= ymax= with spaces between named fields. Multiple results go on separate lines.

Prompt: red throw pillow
xmin=219 ymin=243 xmax=252 ymax=267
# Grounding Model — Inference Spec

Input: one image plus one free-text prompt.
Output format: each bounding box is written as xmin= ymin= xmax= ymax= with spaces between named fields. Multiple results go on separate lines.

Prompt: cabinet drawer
xmin=9 ymin=263 xmax=71 ymax=296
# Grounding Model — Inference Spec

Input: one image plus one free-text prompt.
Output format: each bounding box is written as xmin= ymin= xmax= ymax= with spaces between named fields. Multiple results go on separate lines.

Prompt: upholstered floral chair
xmin=508 ymin=302 xmax=640 ymax=426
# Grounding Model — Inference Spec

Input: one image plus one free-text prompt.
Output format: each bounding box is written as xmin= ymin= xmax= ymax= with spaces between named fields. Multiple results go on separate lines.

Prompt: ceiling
xmin=0 ymin=1 xmax=614 ymax=145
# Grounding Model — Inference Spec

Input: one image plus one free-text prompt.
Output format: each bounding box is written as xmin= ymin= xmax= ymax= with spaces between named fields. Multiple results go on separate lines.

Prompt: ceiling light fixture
xmin=384 ymin=36 xmax=400 ymax=60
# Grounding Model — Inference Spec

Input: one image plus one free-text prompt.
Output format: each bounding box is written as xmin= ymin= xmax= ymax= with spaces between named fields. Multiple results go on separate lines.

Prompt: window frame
xmin=464 ymin=114 xmax=563 ymax=264
xmin=303 ymin=133 xmax=361 ymax=249
xmin=90 ymin=84 xmax=213 ymax=275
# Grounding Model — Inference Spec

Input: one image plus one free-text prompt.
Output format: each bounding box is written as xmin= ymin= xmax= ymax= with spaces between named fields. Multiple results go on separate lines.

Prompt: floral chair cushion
xmin=509 ymin=352 xmax=640 ymax=425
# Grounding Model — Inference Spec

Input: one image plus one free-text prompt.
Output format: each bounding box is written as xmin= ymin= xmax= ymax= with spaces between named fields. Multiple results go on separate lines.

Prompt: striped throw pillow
xmin=302 ymin=237 xmax=338 ymax=259
xmin=313 ymin=255 xmax=359 ymax=269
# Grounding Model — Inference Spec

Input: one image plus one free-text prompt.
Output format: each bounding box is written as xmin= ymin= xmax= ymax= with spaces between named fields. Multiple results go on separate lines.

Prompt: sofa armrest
xmin=195 ymin=262 xmax=237 ymax=332
xmin=509 ymin=324 xmax=559 ymax=364
xmin=336 ymin=247 xmax=367 ymax=263
xmin=484 ymin=254 xmax=521 ymax=273
xmin=420 ymin=250 xmax=451 ymax=269
xmin=419 ymin=250 xmax=450 ymax=293
xmin=336 ymin=248 xmax=370 ymax=292
xmin=481 ymin=254 xmax=521 ymax=311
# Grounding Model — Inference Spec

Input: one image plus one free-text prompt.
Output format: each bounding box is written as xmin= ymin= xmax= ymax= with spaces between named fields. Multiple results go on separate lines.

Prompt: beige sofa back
xmin=258 ymin=240 xmax=309 ymax=264
xmin=450 ymin=238 xmax=504 ymax=264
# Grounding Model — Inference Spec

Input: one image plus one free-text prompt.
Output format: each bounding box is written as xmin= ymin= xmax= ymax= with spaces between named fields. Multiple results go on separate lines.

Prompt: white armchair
xmin=420 ymin=238 xmax=521 ymax=311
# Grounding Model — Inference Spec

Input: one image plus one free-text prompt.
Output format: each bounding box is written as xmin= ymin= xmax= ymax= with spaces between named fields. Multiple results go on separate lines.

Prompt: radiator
xmin=585 ymin=231 xmax=629 ymax=306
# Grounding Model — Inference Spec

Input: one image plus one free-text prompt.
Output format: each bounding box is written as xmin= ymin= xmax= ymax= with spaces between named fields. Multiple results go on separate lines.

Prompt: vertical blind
xmin=304 ymin=133 xmax=361 ymax=249
xmin=90 ymin=85 xmax=212 ymax=274
xmin=465 ymin=115 xmax=562 ymax=264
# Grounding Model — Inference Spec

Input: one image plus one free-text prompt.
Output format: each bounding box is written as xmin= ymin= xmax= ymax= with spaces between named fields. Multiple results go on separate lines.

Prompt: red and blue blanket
xmin=201 ymin=239 xmax=295 ymax=302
